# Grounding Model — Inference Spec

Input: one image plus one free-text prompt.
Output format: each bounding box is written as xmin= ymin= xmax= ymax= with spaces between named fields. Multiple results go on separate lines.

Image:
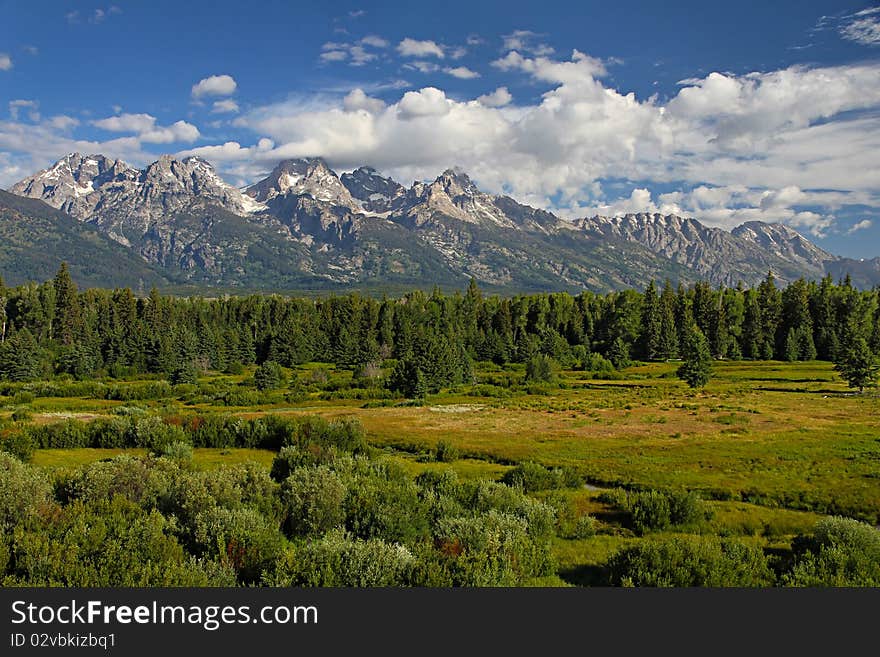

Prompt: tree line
xmin=0 ymin=265 xmax=878 ymax=390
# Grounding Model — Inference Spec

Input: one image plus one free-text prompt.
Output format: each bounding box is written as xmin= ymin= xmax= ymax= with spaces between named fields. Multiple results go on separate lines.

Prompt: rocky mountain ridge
xmin=7 ymin=153 xmax=877 ymax=292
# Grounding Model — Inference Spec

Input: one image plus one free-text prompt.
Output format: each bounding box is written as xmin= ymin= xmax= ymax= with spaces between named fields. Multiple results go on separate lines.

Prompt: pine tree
xmin=677 ymin=325 xmax=713 ymax=388
xmin=0 ymin=328 xmax=42 ymax=381
xmin=53 ymin=263 xmax=82 ymax=345
xmin=639 ymin=280 xmax=661 ymax=360
xmin=608 ymin=337 xmax=631 ymax=369
xmin=658 ymin=280 xmax=679 ymax=359
xmin=834 ymin=335 xmax=879 ymax=393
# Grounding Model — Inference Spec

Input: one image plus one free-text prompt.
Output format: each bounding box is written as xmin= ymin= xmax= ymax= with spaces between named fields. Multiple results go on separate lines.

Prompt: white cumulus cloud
xmin=397 ymin=38 xmax=445 ymax=59
xmin=92 ymin=113 xmax=199 ymax=143
xmin=444 ymin=66 xmax=480 ymax=79
xmin=477 ymin=87 xmax=512 ymax=107
xmin=211 ymin=99 xmax=240 ymax=114
xmin=343 ymin=88 xmax=386 ymax=114
xmin=191 ymin=74 xmax=238 ymax=99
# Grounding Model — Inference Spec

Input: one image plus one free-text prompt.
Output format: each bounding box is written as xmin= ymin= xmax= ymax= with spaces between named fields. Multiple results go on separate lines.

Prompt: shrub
xmin=783 ymin=517 xmax=880 ymax=586
xmin=162 ymin=441 xmax=194 ymax=466
xmin=606 ymin=536 xmax=774 ymax=587
xmin=525 ymin=354 xmax=559 ymax=384
xmin=269 ymin=531 xmax=415 ymax=587
xmin=629 ymin=490 xmax=672 ymax=533
xmin=434 ymin=439 xmax=459 ymax=463
xmin=254 ymin=361 xmax=284 ymax=391
xmin=428 ymin=510 xmax=555 ymax=586
xmin=63 ymin=455 xmax=170 ymax=508
xmin=501 ymin=462 xmax=580 ymax=493
xmin=192 ymin=506 xmax=284 ymax=585
xmin=0 ymin=430 xmax=34 ymax=461
xmin=0 ymin=453 xmax=54 ymax=529
xmin=281 ymin=466 xmax=347 ymax=537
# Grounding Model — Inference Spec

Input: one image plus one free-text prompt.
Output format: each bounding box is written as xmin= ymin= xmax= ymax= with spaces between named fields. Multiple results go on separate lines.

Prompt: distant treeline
xmin=0 ymin=265 xmax=878 ymax=385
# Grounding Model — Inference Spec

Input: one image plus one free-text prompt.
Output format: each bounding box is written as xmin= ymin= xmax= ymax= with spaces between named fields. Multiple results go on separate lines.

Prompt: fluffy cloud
xmin=92 ymin=112 xmax=156 ymax=133
xmin=211 ymin=99 xmax=240 ymax=114
xmin=397 ymin=38 xmax=445 ymax=59
xmin=847 ymin=219 xmax=873 ymax=234
xmin=444 ymin=66 xmax=480 ymax=79
xmin=343 ymin=88 xmax=385 ymax=114
xmin=191 ymin=74 xmax=237 ymax=99
xmin=477 ymin=87 xmax=512 ymax=107
xmin=405 ymin=61 xmax=439 ymax=74
xmin=220 ymin=50 xmax=880 ymax=237
xmin=360 ymin=35 xmax=389 ymax=48
xmin=396 ymin=87 xmax=451 ymax=119
xmin=0 ymin=53 xmax=11 ymax=71
xmin=92 ymin=113 xmax=200 ymax=143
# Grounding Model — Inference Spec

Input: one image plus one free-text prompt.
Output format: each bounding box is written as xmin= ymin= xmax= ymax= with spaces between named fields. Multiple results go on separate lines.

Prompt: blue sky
xmin=2 ymin=0 xmax=880 ymax=257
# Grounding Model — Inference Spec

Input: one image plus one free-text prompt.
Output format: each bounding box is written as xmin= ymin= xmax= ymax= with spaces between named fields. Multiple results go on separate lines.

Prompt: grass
xmin=30 ymin=447 xmax=276 ymax=471
xmin=15 ymin=359 xmax=880 ymax=524
xmin=13 ymin=358 xmax=877 ymax=587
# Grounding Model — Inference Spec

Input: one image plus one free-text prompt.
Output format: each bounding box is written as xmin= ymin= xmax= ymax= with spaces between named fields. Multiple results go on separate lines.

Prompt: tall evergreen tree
xmin=834 ymin=335 xmax=879 ymax=393
xmin=639 ymin=280 xmax=661 ymax=360
xmin=658 ymin=280 xmax=679 ymax=359
xmin=53 ymin=263 xmax=82 ymax=345
xmin=677 ymin=325 xmax=713 ymax=389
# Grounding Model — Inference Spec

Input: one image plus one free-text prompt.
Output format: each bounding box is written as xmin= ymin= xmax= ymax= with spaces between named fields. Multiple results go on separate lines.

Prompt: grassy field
xmin=3 ymin=359 xmax=877 ymax=586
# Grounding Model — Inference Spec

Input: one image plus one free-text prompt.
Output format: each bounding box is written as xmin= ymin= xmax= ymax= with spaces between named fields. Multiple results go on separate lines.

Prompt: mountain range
xmin=2 ymin=152 xmax=877 ymax=292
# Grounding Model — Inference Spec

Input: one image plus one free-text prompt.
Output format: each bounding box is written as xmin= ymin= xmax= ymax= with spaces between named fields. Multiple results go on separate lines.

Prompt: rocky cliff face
xmin=577 ymin=212 xmax=827 ymax=286
xmin=340 ymin=166 xmax=406 ymax=214
xmin=11 ymin=153 xmax=263 ymax=249
xmin=7 ymin=153 xmax=877 ymax=292
xmin=732 ymin=221 xmax=832 ymax=270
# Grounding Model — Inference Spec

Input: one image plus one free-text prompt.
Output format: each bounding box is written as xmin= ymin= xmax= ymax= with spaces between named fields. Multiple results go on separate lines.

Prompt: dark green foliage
xmin=269 ymin=531 xmax=415 ymax=587
xmin=607 ymin=337 xmax=631 ymax=370
xmin=524 ymin=354 xmax=559 ymax=384
xmin=0 ymin=270 xmax=875 ymax=390
xmin=833 ymin=335 xmax=879 ymax=392
xmin=783 ymin=517 xmax=880 ymax=586
xmin=677 ymin=325 xmax=713 ymax=388
xmin=600 ymin=487 xmax=708 ymax=534
xmin=0 ymin=328 xmax=43 ymax=381
xmin=169 ymin=360 xmax=198 ymax=385
xmin=501 ymin=461 xmax=581 ymax=493
xmin=254 ymin=360 xmax=284 ymax=390
xmin=606 ymin=536 xmax=774 ymax=587
xmin=434 ymin=439 xmax=459 ymax=463
xmin=281 ymin=466 xmax=346 ymax=537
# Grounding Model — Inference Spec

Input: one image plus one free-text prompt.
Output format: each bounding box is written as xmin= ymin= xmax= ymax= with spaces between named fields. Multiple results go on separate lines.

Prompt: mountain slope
xmin=0 ymin=189 xmax=171 ymax=288
xmin=7 ymin=153 xmax=878 ymax=292
xmin=575 ymin=213 xmax=829 ymax=287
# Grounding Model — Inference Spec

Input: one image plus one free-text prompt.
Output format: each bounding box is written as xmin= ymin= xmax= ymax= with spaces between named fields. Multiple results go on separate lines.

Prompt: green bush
xmin=281 ymin=466 xmax=346 ymax=537
xmin=254 ymin=361 xmax=284 ymax=391
xmin=269 ymin=531 xmax=415 ymax=587
xmin=0 ymin=453 xmax=54 ymax=529
xmin=501 ymin=462 xmax=581 ymax=492
xmin=524 ymin=355 xmax=559 ymax=384
xmin=0 ymin=430 xmax=34 ymax=461
xmin=606 ymin=536 xmax=774 ymax=587
xmin=192 ymin=506 xmax=284 ymax=585
xmin=783 ymin=517 xmax=880 ymax=586
xmin=434 ymin=439 xmax=459 ymax=463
